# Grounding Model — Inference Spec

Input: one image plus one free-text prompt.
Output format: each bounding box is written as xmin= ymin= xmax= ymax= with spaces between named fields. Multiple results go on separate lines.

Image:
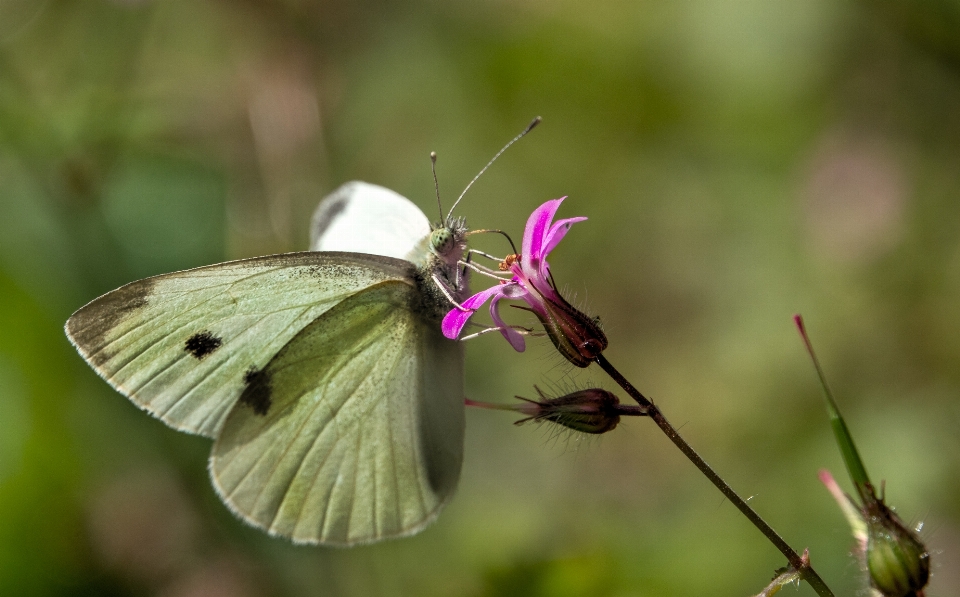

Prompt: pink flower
xmin=442 ymin=198 xmax=607 ymax=367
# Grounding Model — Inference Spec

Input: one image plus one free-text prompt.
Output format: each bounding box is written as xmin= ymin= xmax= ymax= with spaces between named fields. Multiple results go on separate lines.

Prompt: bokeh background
xmin=2 ymin=0 xmax=959 ymax=595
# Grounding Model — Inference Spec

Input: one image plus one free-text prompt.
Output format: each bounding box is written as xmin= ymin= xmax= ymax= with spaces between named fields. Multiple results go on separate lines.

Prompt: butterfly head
xmin=417 ymin=215 xmax=469 ymax=310
xmin=430 ymin=228 xmax=454 ymax=255
xmin=428 ymin=217 xmax=468 ymax=266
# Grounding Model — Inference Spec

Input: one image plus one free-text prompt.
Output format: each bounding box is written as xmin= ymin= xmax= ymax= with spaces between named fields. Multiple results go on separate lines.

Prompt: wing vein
xmin=277 ymin=312 xmax=404 ymax=540
xmin=277 ymin=325 xmax=393 ymax=537
xmin=407 ymin=353 xmax=429 ymax=518
xmin=346 ymin=425 xmax=362 ymax=541
xmin=371 ymin=419 xmax=378 ymax=539
xmin=229 ymin=383 xmax=320 ymax=505
xmin=248 ymin=333 xmax=379 ymax=525
xmin=385 ymin=382 xmax=401 ymax=532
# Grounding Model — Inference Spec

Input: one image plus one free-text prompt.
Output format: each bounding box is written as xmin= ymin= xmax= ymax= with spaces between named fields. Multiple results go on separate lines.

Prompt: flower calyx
xmin=862 ymin=484 xmax=930 ymax=597
xmin=821 ymin=471 xmax=930 ymax=597
xmin=467 ymin=387 xmax=647 ymax=435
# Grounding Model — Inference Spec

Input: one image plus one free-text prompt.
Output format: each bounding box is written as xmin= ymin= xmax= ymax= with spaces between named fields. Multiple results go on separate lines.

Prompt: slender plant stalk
xmin=594 ymin=354 xmax=834 ymax=597
xmin=793 ymin=315 xmax=872 ymax=503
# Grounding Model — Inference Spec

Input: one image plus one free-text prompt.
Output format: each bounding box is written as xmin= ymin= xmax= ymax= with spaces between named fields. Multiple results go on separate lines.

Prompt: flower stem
xmin=793 ymin=314 xmax=871 ymax=503
xmin=594 ymin=354 xmax=834 ymax=597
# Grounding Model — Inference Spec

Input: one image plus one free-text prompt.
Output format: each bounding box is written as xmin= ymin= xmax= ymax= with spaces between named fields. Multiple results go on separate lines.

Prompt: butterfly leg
xmin=432 ymin=273 xmax=472 ymax=312
xmin=465 ymin=248 xmax=505 ymax=264
xmin=459 ymin=259 xmax=511 ymax=281
xmin=458 ymin=251 xmax=472 ymax=287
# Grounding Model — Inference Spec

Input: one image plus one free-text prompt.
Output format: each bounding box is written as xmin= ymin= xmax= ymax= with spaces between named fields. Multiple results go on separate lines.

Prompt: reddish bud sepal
xmin=518 ymin=286 xmax=607 ymax=368
xmin=467 ymin=387 xmax=646 ymax=434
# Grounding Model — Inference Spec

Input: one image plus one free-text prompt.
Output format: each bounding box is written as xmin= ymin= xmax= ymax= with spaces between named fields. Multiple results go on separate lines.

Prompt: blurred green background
xmin=2 ymin=0 xmax=959 ymax=595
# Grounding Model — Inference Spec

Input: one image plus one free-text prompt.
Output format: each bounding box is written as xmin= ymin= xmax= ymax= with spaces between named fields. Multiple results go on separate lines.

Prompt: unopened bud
xmin=864 ymin=490 xmax=930 ymax=597
xmin=514 ymin=387 xmax=645 ymax=434
xmin=466 ymin=388 xmax=646 ymax=434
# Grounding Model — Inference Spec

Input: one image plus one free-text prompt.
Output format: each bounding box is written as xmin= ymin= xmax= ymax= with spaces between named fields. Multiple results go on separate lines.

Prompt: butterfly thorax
xmin=411 ymin=217 xmax=469 ymax=322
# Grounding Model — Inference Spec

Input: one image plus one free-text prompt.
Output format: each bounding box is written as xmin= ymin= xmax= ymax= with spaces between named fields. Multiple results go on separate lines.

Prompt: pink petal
xmin=441 ymin=309 xmax=472 ymax=340
xmin=489 ymin=292 xmax=526 ymax=352
xmin=499 ymin=282 xmax=528 ymax=299
xmin=542 ymin=216 xmax=587 ymax=257
xmin=521 ymin=198 xmax=565 ymax=269
xmin=441 ymin=284 xmax=504 ymax=339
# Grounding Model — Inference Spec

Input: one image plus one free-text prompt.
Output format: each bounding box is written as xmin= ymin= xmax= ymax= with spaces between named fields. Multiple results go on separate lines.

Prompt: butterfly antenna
xmin=446 ymin=116 xmax=542 ymax=221
xmin=430 ymin=151 xmax=444 ymax=222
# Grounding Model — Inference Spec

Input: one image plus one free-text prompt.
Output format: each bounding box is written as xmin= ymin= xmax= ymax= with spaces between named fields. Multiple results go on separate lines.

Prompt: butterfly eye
xmin=430 ymin=228 xmax=455 ymax=255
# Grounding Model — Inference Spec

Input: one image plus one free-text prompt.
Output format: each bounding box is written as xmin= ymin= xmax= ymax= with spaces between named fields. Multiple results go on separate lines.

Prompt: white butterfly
xmin=65 ymin=181 xmax=470 ymax=546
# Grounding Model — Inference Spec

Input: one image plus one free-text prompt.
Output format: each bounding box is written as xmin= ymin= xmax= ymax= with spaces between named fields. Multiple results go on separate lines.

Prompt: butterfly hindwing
xmin=65 ymin=252 xmax=420 ymax=438
xmin=210 ymin=281 xmax=465 ymax=545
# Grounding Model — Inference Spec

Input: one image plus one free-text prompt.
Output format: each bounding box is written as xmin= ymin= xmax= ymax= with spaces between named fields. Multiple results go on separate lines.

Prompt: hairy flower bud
xmin=864 ymin=494 xmax=930 ymax=597
xmin=465 ymin=387 xmax=647 ymax=434
xmin=821 ymin=471 xmax=931 ymax=597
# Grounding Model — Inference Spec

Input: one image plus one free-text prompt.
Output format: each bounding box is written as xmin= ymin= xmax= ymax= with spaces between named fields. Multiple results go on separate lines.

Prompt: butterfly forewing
xmin=65 ymin=252 xmax=418 ymax=438
xmin=210 ymin=281 xmax=465 ymax=545
xmin=311 ymin=181 xmax=432 ymax=263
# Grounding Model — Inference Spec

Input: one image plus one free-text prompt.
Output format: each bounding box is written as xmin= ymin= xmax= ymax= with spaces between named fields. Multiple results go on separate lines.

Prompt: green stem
xmin=594 ymin=354 xmax=834 ymax=597
xmin=793 ymin=314 xmax=872 ymax=503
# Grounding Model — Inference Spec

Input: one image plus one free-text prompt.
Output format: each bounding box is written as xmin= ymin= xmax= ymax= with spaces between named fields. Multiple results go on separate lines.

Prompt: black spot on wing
xmin=184 ymin=331 xmax=222 ymax=360
xmin=240 ymin=366 xmax=272 ymax=416
xmin=65 ymin=277 xmax=157 ymax=367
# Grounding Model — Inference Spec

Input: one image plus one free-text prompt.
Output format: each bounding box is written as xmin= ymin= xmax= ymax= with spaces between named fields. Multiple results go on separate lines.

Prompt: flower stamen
xmin=499 ymin=254 xmax=520 ymax=271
